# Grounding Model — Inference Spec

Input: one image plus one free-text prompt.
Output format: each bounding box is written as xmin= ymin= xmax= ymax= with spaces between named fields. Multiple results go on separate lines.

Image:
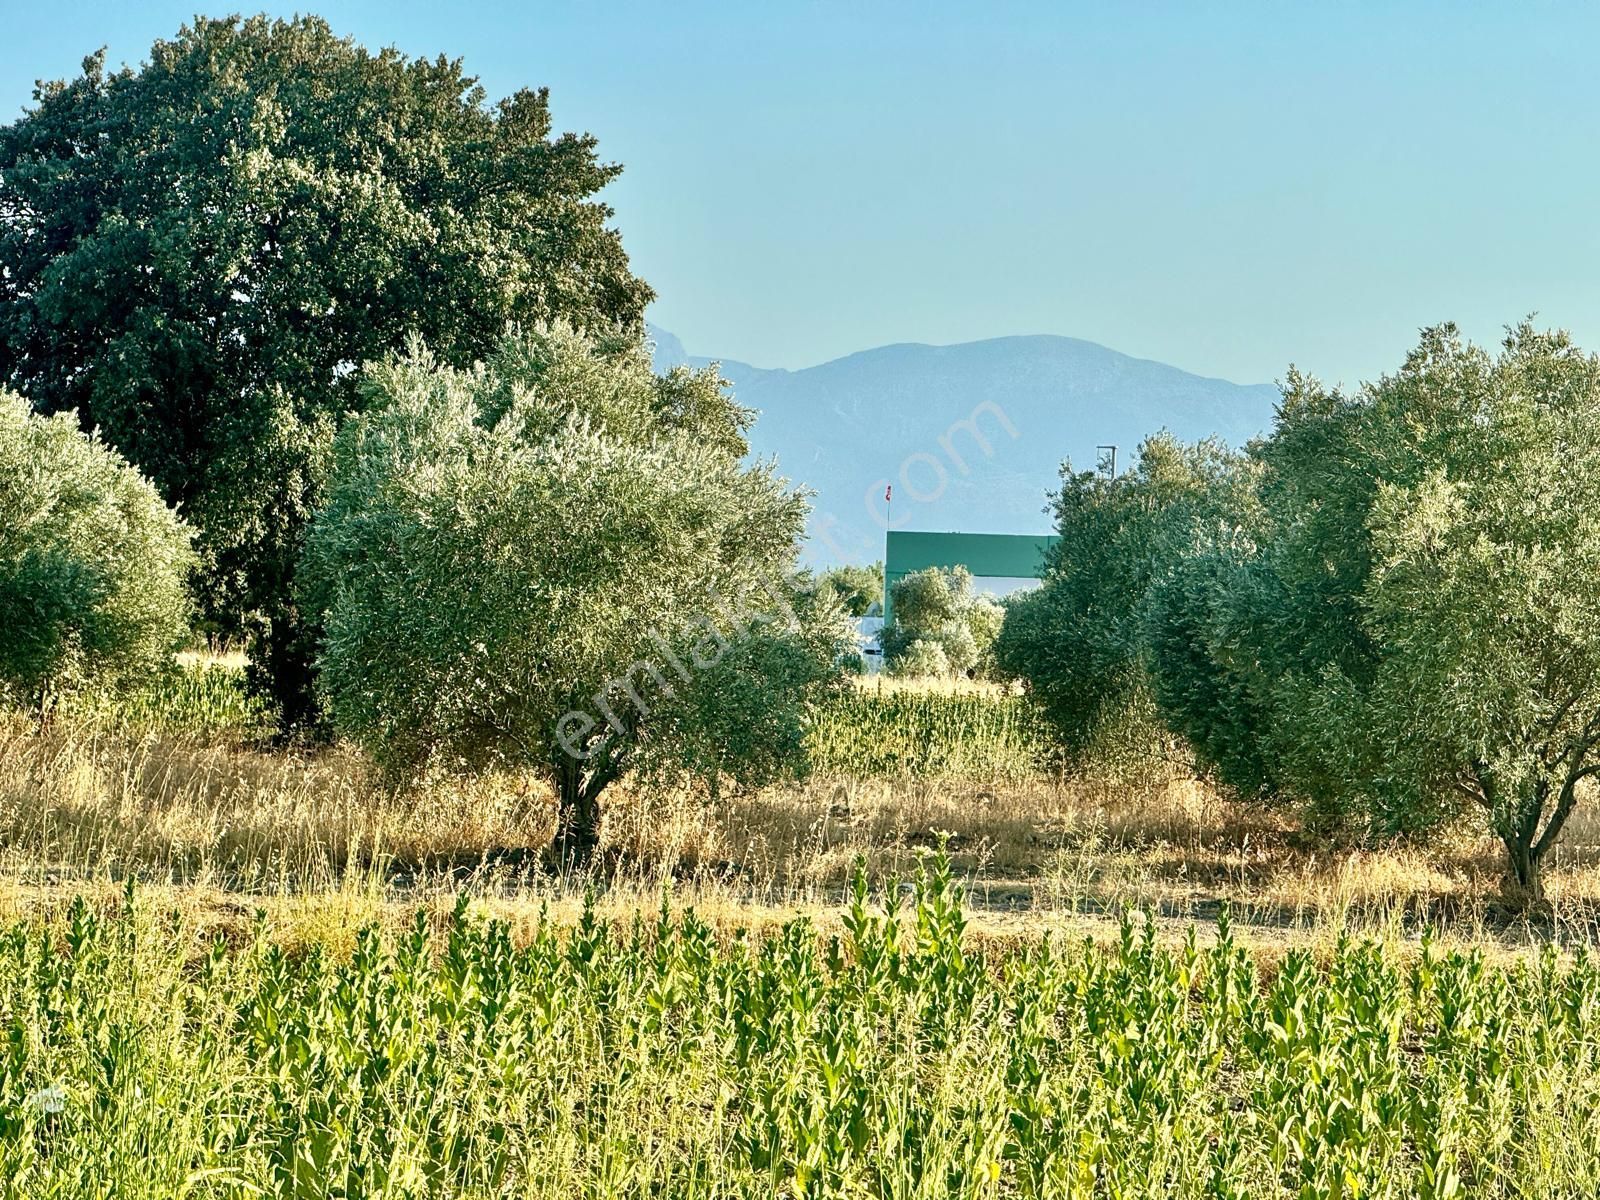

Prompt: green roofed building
xmin=883 ymin=530 xmax=1059 ymax=625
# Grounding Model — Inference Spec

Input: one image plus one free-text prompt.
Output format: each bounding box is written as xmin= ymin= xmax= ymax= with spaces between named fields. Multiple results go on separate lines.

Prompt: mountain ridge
xmin=647 ymin=324 xmax=1279 ymax=566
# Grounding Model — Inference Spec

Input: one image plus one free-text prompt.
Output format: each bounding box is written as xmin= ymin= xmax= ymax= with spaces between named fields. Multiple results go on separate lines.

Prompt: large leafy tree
xmin=1238 ymin=325 xmax=1600 ymax=898
xmin=994 ymin=433 xmax=1256 ymax=761
xmin=300 ymin=327 xmax=846 ymax=863
xmin=0 ymin=391 xmax=193 ymax=723
xmin=0 ymin=15 xmax=651 ymax=725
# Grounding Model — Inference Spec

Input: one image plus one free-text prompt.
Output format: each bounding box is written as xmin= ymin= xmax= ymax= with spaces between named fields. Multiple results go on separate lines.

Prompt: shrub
xmin=890 ymin=638 xmax=951 ymax=679
xmin=963 ymin=595 xmax=1006 ymax=676
xmin=0 ymin=392 xmax=193 ymax=721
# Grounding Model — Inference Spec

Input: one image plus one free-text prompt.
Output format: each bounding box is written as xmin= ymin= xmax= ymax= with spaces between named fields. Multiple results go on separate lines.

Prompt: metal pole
xmin=882 ymin=484 xmax=892 ymax=620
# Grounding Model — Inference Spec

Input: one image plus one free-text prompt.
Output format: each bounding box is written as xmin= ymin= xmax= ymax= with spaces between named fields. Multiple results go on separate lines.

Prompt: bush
xmin=963 ymin=595 xmax=1006 ymax=676
xmin=0 ymin=392 xmax=193 ymax=720
xmin=890 ymin=638 xmax=951 ymax=679
xmin=881 ymin=566 xmax=1003 ymax=678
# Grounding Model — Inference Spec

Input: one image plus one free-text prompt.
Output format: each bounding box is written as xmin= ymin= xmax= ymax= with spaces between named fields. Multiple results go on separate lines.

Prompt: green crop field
xmin=5 ymin=857 xmax=1599 ymax=1198
xmin=82 ymin=661 xmax=274 ymax=741
xmin=807 ymin=687 xmax=1052 ymax=781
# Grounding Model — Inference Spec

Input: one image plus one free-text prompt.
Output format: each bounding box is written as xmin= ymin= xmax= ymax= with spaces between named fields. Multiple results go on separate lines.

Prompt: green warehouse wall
xmin=882 ymin=530 xmax=1058 ymax=625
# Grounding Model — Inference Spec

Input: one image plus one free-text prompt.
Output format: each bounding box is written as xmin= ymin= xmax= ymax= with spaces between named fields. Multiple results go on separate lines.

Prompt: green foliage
xmin=887 ymin=638 xmax=952 ymax=680
xmin=892 ymin=565 xmax=968 ymax=633
xmin=817 ymin=562 xmax=884 ymax=618
xmin=0 ymin=392 xmax=193 ymax=717
xmin=300 ymin=326 xmax=843 ymax=859
xmin=1074 ymin=323 xmax=1600 ymax=897
xmin=9 ymin=880 xmax=1600 ymax=1196
xmin=807 ymin=687 xmax=1050 ymax=779
xmin=639 ymin=588 xmax=851 ymax=802
xmin=994 ymin=433 xmax=1256 ymax=764
xmin=963 ymin=595 xmax=1006 ymax=677
xmin=0 ymin=15 xmax=651 ymax=723
xmin=1213 ymin=324 xmax=1600 ymax=895
xmin=882 ymin=566 xmax=1002 ymax=678
xmin=1143 ymin=556 xmax=1277 ymax=801
xmin=76 ymin=656 xmax=273 ymax=740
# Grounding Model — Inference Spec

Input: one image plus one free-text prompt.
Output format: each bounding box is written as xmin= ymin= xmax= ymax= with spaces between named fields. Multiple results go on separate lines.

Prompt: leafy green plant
xmin=1156 ymin=324 xmax=1600 ymax=898
xmin=816 ymin=562 xmax=885 ymax=618
xmin=6 ymin=869 xmax=1600 ymax=1196
xmin=0 ymin=393 xmax=194 ymax=725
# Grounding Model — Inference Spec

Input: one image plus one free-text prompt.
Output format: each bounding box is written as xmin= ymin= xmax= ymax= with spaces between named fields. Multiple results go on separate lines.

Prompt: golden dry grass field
xmin=5 ymin=677 xmax=1600 ymax=961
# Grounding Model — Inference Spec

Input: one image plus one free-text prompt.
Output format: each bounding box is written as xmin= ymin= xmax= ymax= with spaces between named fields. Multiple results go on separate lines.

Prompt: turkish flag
xmin=885 ymin=485 xmax=892 ymax=504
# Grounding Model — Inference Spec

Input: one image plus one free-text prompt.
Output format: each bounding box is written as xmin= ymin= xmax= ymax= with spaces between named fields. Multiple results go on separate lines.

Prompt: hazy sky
xmin=4 ymin=1 xmax=1597 ymax=386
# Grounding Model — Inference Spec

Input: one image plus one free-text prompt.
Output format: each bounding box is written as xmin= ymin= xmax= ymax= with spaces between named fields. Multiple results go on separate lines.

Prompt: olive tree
xmin=1286 ymin=327 xmax=1600 ymax=896
xmin=881 ymin=566 xmax=999 ymax=677
xmin=994 ymin=433 xmax=1255 ymax=761
xmin=817 ymin=562 xmax=885 ymax=618
xmin=0 ymin=16 xmax=651 ymax=725
xmin=1149 ymin=324 xmax=1600 ymax=899
xmin=300 ymin=327 xmax=846 ymax=862
xmin=0 ymin=392 xmax=193 ymax=722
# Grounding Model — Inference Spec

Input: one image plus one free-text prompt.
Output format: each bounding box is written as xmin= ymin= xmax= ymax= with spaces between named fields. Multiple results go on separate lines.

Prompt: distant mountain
xmin=647 ymin=323 xmax=1279 ymax=567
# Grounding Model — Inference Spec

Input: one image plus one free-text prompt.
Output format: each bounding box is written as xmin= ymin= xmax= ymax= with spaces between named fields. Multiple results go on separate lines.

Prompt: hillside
xmin=649 ymin=325 xmax=1279 ymax=565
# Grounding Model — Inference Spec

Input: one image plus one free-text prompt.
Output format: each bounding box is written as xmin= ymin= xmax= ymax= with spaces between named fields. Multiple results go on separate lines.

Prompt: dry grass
xmin=6 ymin=710 xmax=1600 ymax=956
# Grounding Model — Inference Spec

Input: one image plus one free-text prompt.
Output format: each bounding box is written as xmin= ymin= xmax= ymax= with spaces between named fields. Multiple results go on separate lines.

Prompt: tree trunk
xmin=245 ymin=607 xmax=325 ymax=740
xmin=1501 ymin=832 xmax=1546 ymax=906
xmin=1492 ymin=775 xmax=1558 ymax=909
xmin=552 ymin=758 xmax=600 ymax=868
xmin=34 ymin=684 xmax=56 ymax=736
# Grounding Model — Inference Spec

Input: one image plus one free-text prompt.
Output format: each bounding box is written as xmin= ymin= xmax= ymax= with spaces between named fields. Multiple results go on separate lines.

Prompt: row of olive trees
xmin=2 ymin=327 xmax=851 ymax=863
xmin=998 ymin=323 xmax=1600 ymax=900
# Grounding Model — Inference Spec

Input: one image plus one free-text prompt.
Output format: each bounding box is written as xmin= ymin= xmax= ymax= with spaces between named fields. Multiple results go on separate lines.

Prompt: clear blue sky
xmin=3 ymin=1 xmax=1596 ymax=386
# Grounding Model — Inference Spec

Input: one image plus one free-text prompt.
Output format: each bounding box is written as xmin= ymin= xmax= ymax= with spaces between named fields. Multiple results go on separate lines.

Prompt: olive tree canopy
xmin=1140 ymin=324 xmax=1600 ymax=899
xmin=300 ymin=327 xmax=847 ymax=862
xmin=881 ymin=566 xmax=1003 ymax=678
xmin=1254 ymin=325 xmax=1600 ymax=898
xmin=0 ymin=391 xmax=194 ymax=720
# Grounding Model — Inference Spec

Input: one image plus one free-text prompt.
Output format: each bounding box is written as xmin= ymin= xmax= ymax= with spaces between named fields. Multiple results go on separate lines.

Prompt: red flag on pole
xmin=885 ymin=485 xmax=892 ymax=504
